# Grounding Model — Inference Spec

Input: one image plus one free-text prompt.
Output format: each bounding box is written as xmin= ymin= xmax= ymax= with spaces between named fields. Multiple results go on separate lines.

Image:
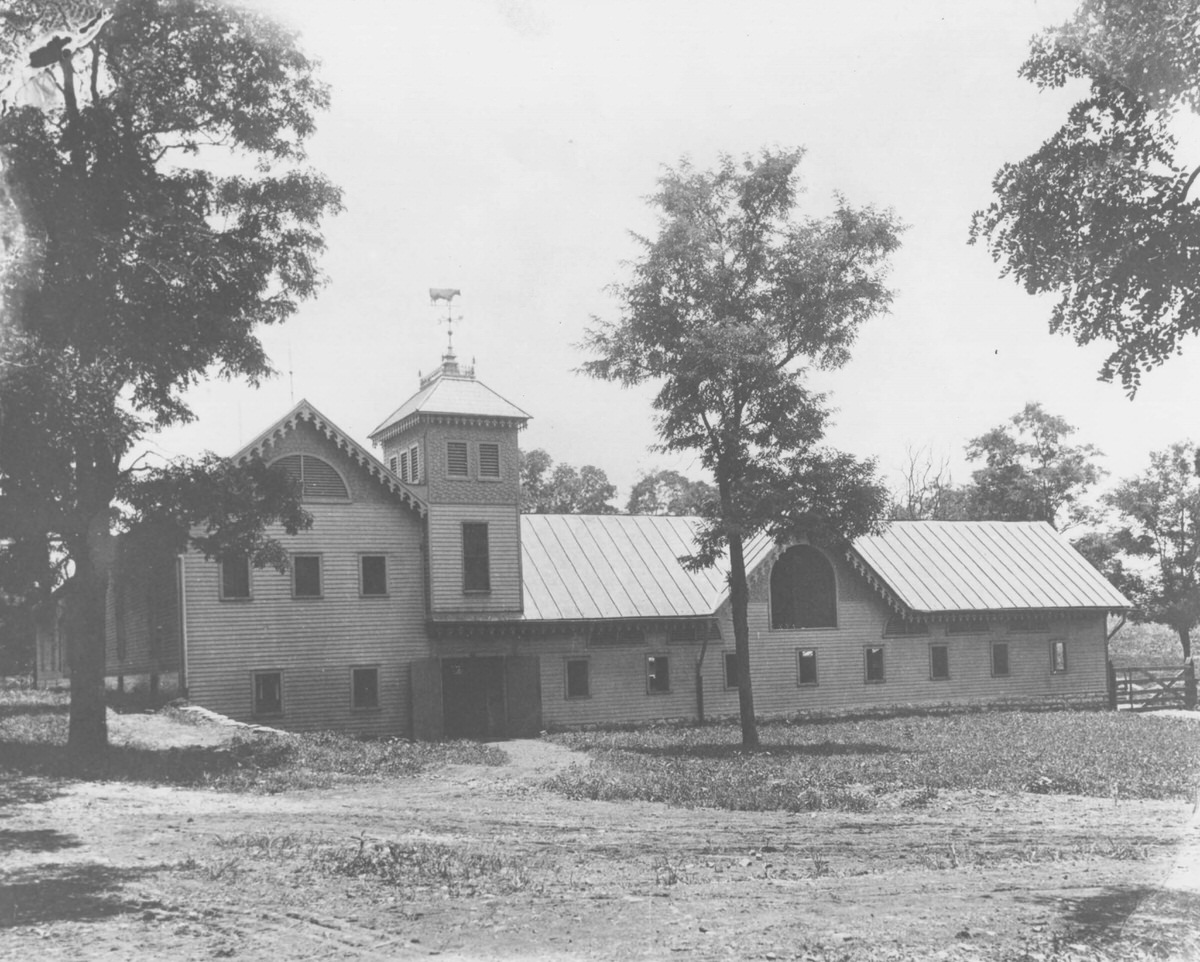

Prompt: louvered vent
xmin=271 ymin=454 xmax=349 ymax=501
xmin=447 ymin=441 xmax=469 ymax=477
xmin=479 ymin=442 xmax=500 ymax=478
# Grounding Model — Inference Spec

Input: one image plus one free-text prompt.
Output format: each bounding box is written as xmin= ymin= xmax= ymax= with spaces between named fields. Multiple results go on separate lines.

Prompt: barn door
xmin=504 ymin=655 xmax=542 ymax=739
xmin=410 ymin=657 xmax=444 ymax=741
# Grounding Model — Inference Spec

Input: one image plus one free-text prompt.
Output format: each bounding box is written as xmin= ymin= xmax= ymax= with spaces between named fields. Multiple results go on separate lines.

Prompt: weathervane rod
xmin=429 ymin=287 xmax=461 ymax=357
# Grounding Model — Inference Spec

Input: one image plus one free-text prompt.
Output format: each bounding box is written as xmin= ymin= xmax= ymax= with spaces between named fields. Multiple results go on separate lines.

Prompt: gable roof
xmin=369 ymin=362 xmax=530 ymax=443
xmin=849 ymin=520 xmax=1128 ymax=615
xmin=231 ymin=399 xmax=426 ymax=516
xmin=518 ymin=516 xmax=1126 ymax=623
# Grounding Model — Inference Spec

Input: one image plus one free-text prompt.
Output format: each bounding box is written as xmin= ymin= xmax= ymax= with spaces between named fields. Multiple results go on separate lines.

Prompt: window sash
xmin=462 ymin=523 xmax=491 ymax=592
xmin=723 ymin=652 xmax=739 ymax=690
xmin=352 ymin=667 xmax=379 ymax=709
xmin=253 ymin=672 xmax=282 ymax=715
xmin=565 ymin=659 xmax=589 ymax=698
xmin=864 ymin=646 xmax=885 ymax=683
xmin=1050 ymin=639 xmax=1068 ymax=673
xmin=992 ymin=642 xmax=1010 ymax=677
xmin=293 ymin=555 xmax=322 ymax=598
xmin=647 ymin=655 xmax=670 ymax=693
xmin=220 ymin=556 xmax=251 ymax=599
xmin=930 ymin=644 xmax=950 ymax=680
xmin=798 ymin=648 xmax=818 ymax=686
xmin=360 ymin=555 xmax=387 ymax=595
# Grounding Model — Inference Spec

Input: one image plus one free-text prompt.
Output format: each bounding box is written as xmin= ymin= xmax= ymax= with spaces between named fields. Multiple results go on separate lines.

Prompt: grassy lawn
xmin=548 ymin=710 xmax=1200 ymax=811
xmin=0 ymin=687 xmax=503 ymax=792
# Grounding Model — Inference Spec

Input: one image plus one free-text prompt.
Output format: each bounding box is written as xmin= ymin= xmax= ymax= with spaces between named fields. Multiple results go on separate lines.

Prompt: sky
xmin=147 ymin=0 xmax=1200 ymax=505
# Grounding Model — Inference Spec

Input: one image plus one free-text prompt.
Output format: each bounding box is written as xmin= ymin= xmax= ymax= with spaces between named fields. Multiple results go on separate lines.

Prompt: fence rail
xmin=1109 ymin=664 xmax=1197 ymax=711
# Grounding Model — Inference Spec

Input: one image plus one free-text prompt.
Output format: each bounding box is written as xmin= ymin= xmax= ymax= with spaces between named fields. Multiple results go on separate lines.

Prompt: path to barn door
xmin=1 ymin=709 xmax=1199 ymax=961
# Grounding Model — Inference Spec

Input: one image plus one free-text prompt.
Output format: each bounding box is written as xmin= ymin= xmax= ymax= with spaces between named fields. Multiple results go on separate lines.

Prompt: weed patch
xmin=547 ymin=712 xmax=1200 ymax=811
xmin=323 ymin=838 xmax=539 ymax=898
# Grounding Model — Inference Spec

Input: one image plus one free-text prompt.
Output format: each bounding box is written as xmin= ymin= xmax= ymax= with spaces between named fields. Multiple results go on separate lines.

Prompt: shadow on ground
xmin=619 ymin=740 xmax=911 ymax=759
xmin=1035 ymin=885 xmax=1200 ymax=958
xmin=0 ymin=862 xmax=159 ymax=927
xmin=0 ymin=828 xmax=82 ymax=855
xmin=0 ymin=774 xmax=65 ymax=811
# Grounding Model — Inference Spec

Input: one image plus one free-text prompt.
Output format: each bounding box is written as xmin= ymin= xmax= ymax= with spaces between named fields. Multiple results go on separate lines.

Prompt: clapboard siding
xmin=184 ymin=492 xmax=429 ymax=735
xmin=428 ymin=503 xmax=522 ymax=613
xmin=105 ymin=558 xmax=180 ymax=677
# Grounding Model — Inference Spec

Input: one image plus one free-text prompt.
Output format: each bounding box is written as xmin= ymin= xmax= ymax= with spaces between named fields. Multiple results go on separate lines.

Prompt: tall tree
xmin=0 ymin=0 xmax=341 ymax=753
xmin=1107 ymin=441 xmax=1200 ymax=660
xmin=584 ymin=149 xmax=900 ymax=748
xmin=518 ymin=449 xmax=617 ymax=514
xmin=626 ymin=468 xmax=715 ymax=516
xmin=962 ymin=403 xmax=1103 ymax=529
xmin=971 ymin=1 xmax=1200 ymax=392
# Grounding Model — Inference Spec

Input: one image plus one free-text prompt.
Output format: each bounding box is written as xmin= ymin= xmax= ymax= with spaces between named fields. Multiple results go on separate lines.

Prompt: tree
xmin=518 ymin=449 xmax=617 ymax=514
xmin=1107 ymin=441 xmax=1200 ymax=660
xmin=583 ymin=149 xmax=900 ymax=748
xmin=626 ymin=468 xmax=715 ymax=516
xmin=962 ymin=403 xmax=1103 ymax=529
xmin=889 ymin=445 xmax=969 ymax=521
xmin=0 ymin=1 xmax=341 ymax=753
xmin=971 ymin=1 xmax=1200 ymax=392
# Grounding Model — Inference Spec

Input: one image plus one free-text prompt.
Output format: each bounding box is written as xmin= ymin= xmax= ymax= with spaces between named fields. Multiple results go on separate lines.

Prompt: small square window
xmin=798 ymin=648 xmax=818 ymax=686
xmin=930 ymin=644 xmax=950 ymax=680
xmin=352 ymin=667 xmax=379 ymax=710
xmin=462 ymin=522 xmax=490 ymax=592
xmin=566 ymin=659 xmax=589 ymax=698
xmin=647 ymin=655 xmax=670 ymax=694
xmin=221 ymin=556 xmax=250 ymax=600
xmin=865 ymin=646 xmax=885 ymax=683
xmin=447 ymin=441 xmax=469 ymax=478
xmin=293 ymin=555 xmax=321 ymax=598
xmin=253 ymin=671 xmax=282 ymax=715
xmin=723 ymin=652 xmax=739 ymax=690
xmin=992 ymin=641 xmax=1010 ymax=677
xmin=361 ymin=555 xmax=387 ymax=596
xmin=479 ymin=442 xmax=500 ymax=478
xmin=1050 ymin=639 xmax=1067 ymax=673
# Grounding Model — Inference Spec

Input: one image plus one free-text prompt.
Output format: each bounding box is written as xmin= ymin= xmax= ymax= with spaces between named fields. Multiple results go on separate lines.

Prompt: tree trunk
xmin=66 ymin=549 xmax=109 ymax=756
xmin=1179 ymin=626 xmax=1192 ymax=662
xmin=694 ymin=634 xmax=708 ymax=726
xmin=728 ymin=534 xmax=759 ymax=749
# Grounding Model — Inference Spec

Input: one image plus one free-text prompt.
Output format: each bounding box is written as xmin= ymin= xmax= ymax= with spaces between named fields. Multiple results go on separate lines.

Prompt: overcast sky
xmin=150 ymin=0 xmax=1200 ymax=504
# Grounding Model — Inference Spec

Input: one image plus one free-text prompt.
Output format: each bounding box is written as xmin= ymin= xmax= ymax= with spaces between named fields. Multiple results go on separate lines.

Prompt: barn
xmin=39 ymin=351 xmax=1130 ymax=737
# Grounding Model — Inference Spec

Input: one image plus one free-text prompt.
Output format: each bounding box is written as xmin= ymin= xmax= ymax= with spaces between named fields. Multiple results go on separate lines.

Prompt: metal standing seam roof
xmin=370 ymin=374 xmax=531 ymax=439
xmin=850 ymin=521 xmax=1129 ymax=614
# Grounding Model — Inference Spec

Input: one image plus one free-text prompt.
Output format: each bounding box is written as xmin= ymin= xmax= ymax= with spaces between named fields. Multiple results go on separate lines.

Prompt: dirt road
xmin=1 ymin=728 xmax=1197 ymax=961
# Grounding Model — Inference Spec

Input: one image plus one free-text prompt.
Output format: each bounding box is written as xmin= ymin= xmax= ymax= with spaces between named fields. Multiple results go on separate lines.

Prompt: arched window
xmin=271 ymin=454 xmax=350 ymax=501
xmin=770 ymin=545 xmax=836 ymax=629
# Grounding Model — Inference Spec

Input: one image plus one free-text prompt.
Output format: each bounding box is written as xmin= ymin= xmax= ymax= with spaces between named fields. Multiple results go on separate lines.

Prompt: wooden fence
xmin=1109 ymin=663 xmax=1197 ymax=711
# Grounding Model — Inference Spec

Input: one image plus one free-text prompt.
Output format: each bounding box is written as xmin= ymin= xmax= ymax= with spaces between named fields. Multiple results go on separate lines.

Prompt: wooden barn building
xmin=38 ymin=352 xmax=1130 ymax=738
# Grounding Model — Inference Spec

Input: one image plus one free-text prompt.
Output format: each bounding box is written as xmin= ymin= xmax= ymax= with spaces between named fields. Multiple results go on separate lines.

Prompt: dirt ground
xmin=1 ymin=711 xmax=1198 ymax=961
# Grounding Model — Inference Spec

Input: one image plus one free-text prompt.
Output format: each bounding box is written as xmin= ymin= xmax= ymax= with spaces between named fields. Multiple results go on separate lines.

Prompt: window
xmin=1050 ymin=639 xmax=1068 ymax=673
xmin=272 ymin=454 xmax=349 ymax=500
xmin=399 ymin=450 xmax=410 ymax=482
xmin=798 ymin=648 xmax=818 ymax=686
xmin=220 ymin=555 xmax=250 ymax=600
xmin=293 ymin=554 xmax=322 ymax=598
xmin=479 ymin=442 xmax=500 ymax=478
xmin=647 ymin=655 xmax=670 ymax=694
xmin=352 ymin=667 xmax=379 ymax=710
xmin=930 ymin=644 xmax=950 ymax=680
xmin=865 ymin=646 xmax=885 ymax=683
xmin=724 ymin=652 xmax=739 ymax=690
xmin=253 ymin=671 xmax=282 ymax=715
xmin=566 ymin=659 xmax=590 ymax=698
xmin=770 ymin=545 xmax=836 ymax=629
xmin=992 ymin=641 xmax=1010 ymax=677
xmin=447 ymin=440 xmax=469 ymax=478
xmin=884 ymin=614 xmax=929 ymax=637
xmin=947 ymin=620 xmax=988 ymax=635
xmin=360 ymin=555 xmax=387 ymax=596
xmin=462 ymin=522 xmax=490 ymax=592
xmin=409 ymin=444 xmax=421 ymax=483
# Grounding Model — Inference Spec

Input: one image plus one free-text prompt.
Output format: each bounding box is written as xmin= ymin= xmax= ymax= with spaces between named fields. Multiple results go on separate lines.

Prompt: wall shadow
xmin=0 ymin=862 xmax=157 ymax=928
xmin=0 ymin=828 xmax=82 ymax=855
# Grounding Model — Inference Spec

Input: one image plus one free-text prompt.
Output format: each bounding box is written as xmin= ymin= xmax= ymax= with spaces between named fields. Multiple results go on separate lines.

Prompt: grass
xmin=0 ymin=687 xmax=504 ymax=792
xmin=1109 ymin=621 xmax=1187 ymax=667
xmin=546 ymin=711 xmax=1200 ymax=811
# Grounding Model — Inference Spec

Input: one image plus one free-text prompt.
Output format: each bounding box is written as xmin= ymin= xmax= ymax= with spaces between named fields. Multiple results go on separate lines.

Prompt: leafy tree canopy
xmin=583 ymin=148 xmax=901 ymax=747
xmin=962 ymin=402 xmax=1104 ymax=529
xmin=1106 ymin=440 xmax=1200 ymax=660
xmin=971 ymin=0 xmax=1200 ymax=392
xmin=519 ymin=449 xmax=617 ymax=514
xmin=0 ymin=0 xmax=340 ymax=752
xmin=626 ymin=468 xmax=715 ymax=516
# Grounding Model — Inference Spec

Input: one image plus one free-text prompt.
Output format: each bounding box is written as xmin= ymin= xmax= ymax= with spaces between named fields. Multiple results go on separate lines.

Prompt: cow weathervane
xmin=429 ymin=287 xmax=462 ymax=357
